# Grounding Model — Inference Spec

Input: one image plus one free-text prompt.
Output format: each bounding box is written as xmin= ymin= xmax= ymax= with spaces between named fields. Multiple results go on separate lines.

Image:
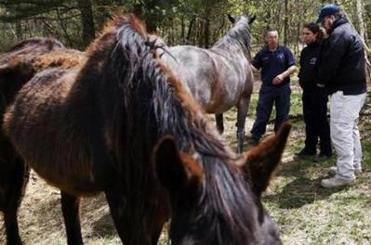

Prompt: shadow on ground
xmin=91 ymin=213 xmax=116 ymax=238
xmin=264 ymin=157 xmax=355 ymax=209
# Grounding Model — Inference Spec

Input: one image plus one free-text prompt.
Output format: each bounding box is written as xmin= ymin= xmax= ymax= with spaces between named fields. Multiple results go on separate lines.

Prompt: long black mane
xmin=95 ymin=15 xmax=260 ymax=244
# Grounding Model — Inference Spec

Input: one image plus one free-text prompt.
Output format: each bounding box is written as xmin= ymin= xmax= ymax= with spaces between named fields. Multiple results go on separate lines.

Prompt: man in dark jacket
xmin=316 ymin=4 xmax=367 ymax=188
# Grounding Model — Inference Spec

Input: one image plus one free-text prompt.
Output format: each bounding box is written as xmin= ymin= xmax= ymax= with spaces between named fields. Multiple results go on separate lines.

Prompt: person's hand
xmin=272 ymin=74 xmax=284 ymax=85
xmin=320 ymin=27 xmax=329 ymax=39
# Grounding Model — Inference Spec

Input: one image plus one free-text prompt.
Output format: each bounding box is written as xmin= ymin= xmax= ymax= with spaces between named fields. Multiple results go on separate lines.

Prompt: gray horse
xmin=161 ymin=15 xmax=255 ymax=152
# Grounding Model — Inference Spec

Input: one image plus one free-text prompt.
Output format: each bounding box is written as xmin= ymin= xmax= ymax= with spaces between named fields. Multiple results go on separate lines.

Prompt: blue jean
xmin=251 ymin=84 xmax=291 ymax=140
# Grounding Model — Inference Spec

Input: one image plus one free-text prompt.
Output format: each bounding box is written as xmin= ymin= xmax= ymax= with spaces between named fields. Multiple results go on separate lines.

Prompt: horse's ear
xmin=227 ymin=14 xmax=236 ymax=24
xmin=154 ymin=136 xmax=204 ymax=193
xmin=239 ymin=123 xmax=291 ymax=198
xmin=249 ymin=15 xmax=256 ymax=25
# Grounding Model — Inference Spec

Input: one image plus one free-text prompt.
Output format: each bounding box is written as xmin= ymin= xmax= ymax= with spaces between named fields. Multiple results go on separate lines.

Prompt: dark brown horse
xmin=2 ymin=15 xmax=289 ymax=245
xmin=161 ymin=15 xmax=256 ymax=152
xmin=0 ymin=38 xmax=84 ymax=245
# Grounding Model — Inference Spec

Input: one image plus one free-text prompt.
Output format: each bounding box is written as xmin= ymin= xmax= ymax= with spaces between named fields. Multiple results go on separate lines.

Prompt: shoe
xmin=247 ymin=137 xmax=259 ymax=146
xmin=314 ymin=154 xmax=332 ymax=162
xmin=321 ymin=176 xmax=355 ymax=188
xmin=328 ymin=166 xmax=362 ymax=176
xmin=355 ymin=169 xmax=362 ymax=175
xmin=295 ymin=149 xmax=315 ymax=159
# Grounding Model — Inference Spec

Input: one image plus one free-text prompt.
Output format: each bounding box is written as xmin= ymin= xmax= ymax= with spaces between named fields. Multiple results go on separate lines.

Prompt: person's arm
xmin=298 ymin=51 xmax=304 ymax=81
xmin=272 ymin=65 xmax=297 ymax=85
xmin=251 ymin=50 xmax=262 ymax=71
xmin=250 ymin=64 xmax=259 ymax=72
xmin=272 ymin=47 xmax=297 ymax=85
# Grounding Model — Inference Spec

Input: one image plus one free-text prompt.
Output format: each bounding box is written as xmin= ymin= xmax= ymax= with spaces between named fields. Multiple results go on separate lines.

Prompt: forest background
xmin=0 ymin=0 xmax=370 ymax=58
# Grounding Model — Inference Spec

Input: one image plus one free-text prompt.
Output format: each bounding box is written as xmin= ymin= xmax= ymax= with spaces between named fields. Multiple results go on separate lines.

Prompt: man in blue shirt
xmin=249 ymin=30 xmax=297 ymax=145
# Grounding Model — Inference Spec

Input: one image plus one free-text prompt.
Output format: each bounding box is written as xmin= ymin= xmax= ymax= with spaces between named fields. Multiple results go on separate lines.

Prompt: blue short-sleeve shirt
xmin=252 ymin=45 xmax=295 ymax=86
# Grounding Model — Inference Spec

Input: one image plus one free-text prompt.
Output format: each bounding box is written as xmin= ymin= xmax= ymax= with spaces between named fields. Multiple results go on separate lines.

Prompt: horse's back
xmin=3 ymin=67 xmax=99 ymax=195
xmin=164 ymin=45 xmax=252 ymax=113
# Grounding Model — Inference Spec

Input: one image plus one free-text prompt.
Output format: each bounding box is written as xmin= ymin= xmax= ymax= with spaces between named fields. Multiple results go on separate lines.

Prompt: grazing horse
xmin=161 ymin=15 xmax=256 ymax=152
xmin=1 ymin=15 xmax=289 ymax=245
xmin=0 ymin=38 xmax=84 ymax=245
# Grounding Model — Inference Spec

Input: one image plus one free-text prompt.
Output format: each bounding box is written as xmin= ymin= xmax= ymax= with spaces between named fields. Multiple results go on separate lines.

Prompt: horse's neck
xmin=213 ymin=39 xmax=249 ymax=59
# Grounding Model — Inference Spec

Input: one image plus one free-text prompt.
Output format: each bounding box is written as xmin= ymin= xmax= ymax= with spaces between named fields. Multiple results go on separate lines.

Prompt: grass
xmin=1 ymin=88 xmax=370 ymax=244
xmin=264 ymin=152 xmax=371 ymax=244
xmin=260 ymin=87 xmax=371 ymax=245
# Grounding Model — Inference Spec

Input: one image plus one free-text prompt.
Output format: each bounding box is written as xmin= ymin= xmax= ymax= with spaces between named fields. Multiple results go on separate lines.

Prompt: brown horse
xmin=161 ymin=15 xmax=256 ymax=152
xmin=2 ymin=15 xmax=289 ymax=245
xmin=0 ymin=38 xmax=84 ymax=245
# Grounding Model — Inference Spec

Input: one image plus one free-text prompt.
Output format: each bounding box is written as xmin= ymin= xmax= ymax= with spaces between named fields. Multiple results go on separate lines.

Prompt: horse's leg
xmin=1 ymin=153 xmax=29 ymax=245
xmin=3 ymin=208 xmax=22 ymax=245
xmin=105 ymin=186 xmax=169 ymax=245
xmin=215 ymin=113 xmax=224 ymax=134
xmin=148 ymin=200 xmax=169 ymax=245
xmin=103 ymin=187 xmax=126 ymax=243
xmin=236 ymin=95 xmax=252 ymax=153
xmin=61 ymin=192 xmax=83 ymax=245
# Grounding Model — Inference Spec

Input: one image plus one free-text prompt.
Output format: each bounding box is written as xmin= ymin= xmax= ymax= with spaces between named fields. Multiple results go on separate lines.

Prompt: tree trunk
xmin=283 ymin=0 xmax=288 ymax=46
xmin=186 ymin=18 xmax=195 ymax=44
xmin=77 ymin=0 xmax=95 ymax=48
xmin=356 ymin=0 xmax=365 ymax=42
xmin=181 ymin=16 xmax=185 ymax=44
xmin=15 ymin=21 xmax=22 ymax=40
xmin=203 ymin=17 xmax=210 ymax=48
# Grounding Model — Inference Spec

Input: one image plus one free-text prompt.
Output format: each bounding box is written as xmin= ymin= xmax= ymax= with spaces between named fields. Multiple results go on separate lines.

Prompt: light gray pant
xmin=329 ymin=91 xmax=366 ymax=180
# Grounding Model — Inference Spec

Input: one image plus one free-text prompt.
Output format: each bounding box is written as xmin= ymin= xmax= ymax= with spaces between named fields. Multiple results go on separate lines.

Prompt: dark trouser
xmin=302 ymin=88 xmax=332 ymax=155
xmin=251 ymin=84 xmax=291 ymax=140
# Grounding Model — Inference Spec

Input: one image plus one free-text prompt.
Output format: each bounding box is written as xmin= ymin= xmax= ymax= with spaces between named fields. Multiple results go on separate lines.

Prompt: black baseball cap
xmin=316 ymin=4 xmax=340 ymax=23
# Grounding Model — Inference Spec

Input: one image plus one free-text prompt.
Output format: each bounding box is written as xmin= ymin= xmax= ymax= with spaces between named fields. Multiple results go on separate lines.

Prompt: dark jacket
xmin=299 ymin=41 xmax=321 ymax=90
xmin=252 ymin=45 xmax=296 ymax=87
xmin=318 ymin=17 xmax=366 ymax=95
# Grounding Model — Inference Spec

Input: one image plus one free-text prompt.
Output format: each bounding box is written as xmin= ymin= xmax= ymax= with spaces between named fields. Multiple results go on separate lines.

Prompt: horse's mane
xmin=85 ymin=14 xmax=146 ymax=57
xmin=89 ymin=14 xmax=258 ymax=243
xmin=33 ymin=49 xmax=86 ymax=70
xmin=212 ymin=16 xmax=251 ymax=54
xmin=97 ymin=15 xmax=234 ymax=158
